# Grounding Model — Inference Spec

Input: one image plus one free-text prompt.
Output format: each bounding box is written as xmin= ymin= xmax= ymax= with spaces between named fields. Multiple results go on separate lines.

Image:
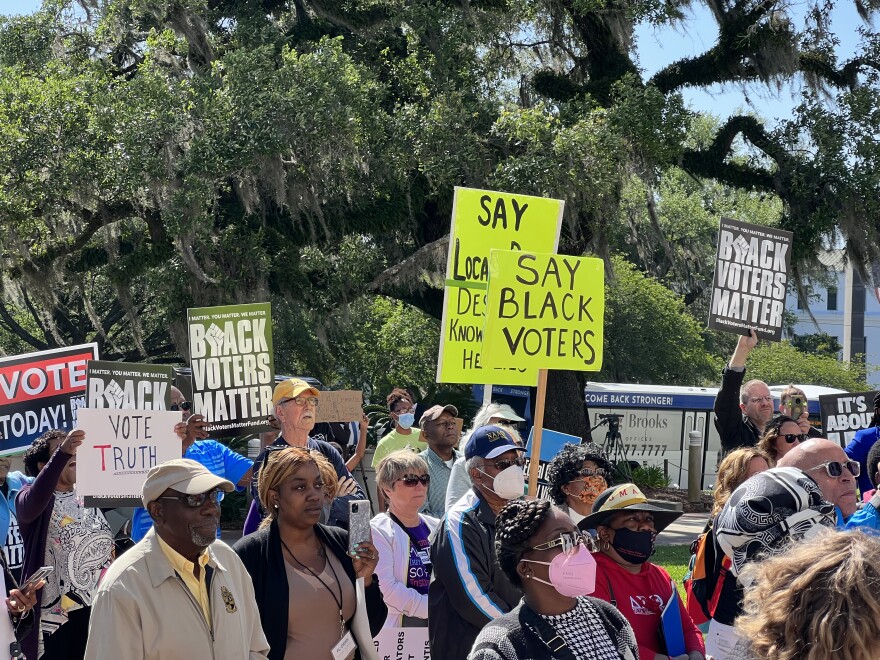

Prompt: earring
xmin=274 ymin=504 xmax=279 ymax=509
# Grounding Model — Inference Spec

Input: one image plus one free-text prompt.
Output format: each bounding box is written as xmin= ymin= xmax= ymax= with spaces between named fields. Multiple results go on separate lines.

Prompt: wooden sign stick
xmin=527 ymin=369 xmax=549 ymax=497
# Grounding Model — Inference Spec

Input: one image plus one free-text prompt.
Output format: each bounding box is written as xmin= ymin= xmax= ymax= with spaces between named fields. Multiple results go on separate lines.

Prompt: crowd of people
xmin=0 ymin=343 xmax=879 ymax=660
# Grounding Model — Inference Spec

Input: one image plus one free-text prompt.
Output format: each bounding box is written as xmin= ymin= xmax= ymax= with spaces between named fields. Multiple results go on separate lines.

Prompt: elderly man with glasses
xmin=243 ymin=379 xmax=365 ymax=533
xmin=713 ymin=329 xmax=775 ymax=454
xmin=85 ymin=459 xmax=269 ymax=659
xmin=778 ymin=437 xmax=859 ymax=524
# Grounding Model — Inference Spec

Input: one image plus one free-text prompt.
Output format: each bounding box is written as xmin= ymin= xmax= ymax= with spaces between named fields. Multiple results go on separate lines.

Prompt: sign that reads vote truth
xmin=77 ymin=408 xmax=182 ymax=507
xmin=482 ymin=251 xmax=604 ymax=372
xmin=708 ymin=217 xmax=793 ymax=341
xmin=819 ymin=391 xmax=878 ymax=447
xmin=187 ymin=302 xmax=274 ymax=437
xmin=0 ymin=343 xmax=98 ymax=454
xmin=436 ymin=187 xmax=563 ymax=386
xmin=87 ymin=360 xmax=172 ymax=410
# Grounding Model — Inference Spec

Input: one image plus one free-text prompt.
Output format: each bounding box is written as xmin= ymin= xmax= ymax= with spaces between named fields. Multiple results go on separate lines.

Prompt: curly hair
xmin=866 ymin=441 xmax=880 ymax=489
xmin=736 ymin=529 xmax=880 ymax=660
xmin=386 ymin=388 xmax=413 ymax=412
xmin=494 ymin=499 xmax=552 ymax=587
xmin=547 ymin=443 xmax=613 ymax=505
xmin=257 ymin=447 xmax=338 ymax=529
xmin=756 ymin=415 xmax=799 ymax=464
xmin=712 ymin=447 xmax=771 ymax=516
xmin=23 ymin=429 xmax=67 ymax=477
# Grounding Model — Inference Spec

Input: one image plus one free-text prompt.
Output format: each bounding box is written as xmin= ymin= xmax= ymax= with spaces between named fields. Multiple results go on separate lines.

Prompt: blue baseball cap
xmin=465 ymin=425 xmax=524 ymax=460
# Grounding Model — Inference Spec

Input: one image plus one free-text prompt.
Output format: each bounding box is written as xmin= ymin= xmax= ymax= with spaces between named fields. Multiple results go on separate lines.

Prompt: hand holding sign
xmin=59 ymin=429 xmax=84 ymax=455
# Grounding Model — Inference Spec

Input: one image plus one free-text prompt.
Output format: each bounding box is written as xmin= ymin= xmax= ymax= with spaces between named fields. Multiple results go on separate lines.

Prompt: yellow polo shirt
xmin=156 ymin=533 xmax=212 ymax=628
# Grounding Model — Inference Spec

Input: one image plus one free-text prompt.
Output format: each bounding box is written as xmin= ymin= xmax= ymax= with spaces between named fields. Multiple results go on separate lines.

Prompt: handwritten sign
xmin=315 ymin=390 xmax=364 ymax=423
xmin=187 ymin=302 xmax=274 ymax=436
xmin=87 ymin=360 xmax=172 ymax=410
xmin=77 ymin=408 xmax=181 ymax=506
xmin=0 ymin=343 xmax=98 ymax=454
xmin=708 ymin=217 xmax=793 ymax=341
xmin=482 ymin=250 xmax=604 ymax=371
xmin=819 ymin=391 xmax=878 ymax=447
xmin=436 ymin=187 xmax=563 ymax=386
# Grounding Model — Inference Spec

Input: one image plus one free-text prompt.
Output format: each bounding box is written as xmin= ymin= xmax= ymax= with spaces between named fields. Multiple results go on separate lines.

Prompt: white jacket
xmin=370 ymin=511 xmax=439 ymax=628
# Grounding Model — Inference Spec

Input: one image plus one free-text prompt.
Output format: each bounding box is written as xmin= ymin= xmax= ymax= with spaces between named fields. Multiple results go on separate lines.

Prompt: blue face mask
xmin=397 ymin=413 xmax=415 ymax=430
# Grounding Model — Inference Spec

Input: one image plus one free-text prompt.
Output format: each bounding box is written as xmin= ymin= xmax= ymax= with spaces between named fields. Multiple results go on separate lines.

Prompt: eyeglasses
xmin=398 ymin=474 xmax=430 ymax=487
xmin=531 ymin=530 xmax=595 ymax=554
xmin=157 ymin=489 xmax=222 ymax=508
xmin=748 ymin=395 xmax=774 ymax=404
xmin=495 ymin=419 xmax=519 ymax=427
xmin=576 ymin=467 xmax=608 ymax=478
xmin=170 ymin=401 xmax=192 ymax=411
xmin=279 ymin=396 xmax=320 ymax=407
xmin=487 ymin=456 xmax=525 ymax=471
xmin=808 ymin=460 xmax=860 ymax=478
xmin=782 ymin=433 xmax=807 ymax=444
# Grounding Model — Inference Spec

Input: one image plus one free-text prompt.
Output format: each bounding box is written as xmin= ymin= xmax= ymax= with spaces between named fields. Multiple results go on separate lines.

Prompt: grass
xmin=653 ymin=544 xmax=692 ymax=599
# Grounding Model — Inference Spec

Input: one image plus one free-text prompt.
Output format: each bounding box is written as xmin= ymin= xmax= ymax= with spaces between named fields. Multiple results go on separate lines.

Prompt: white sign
xmin=373 ymin=627 xmax=430 ymax=660
xmin=76 ymin=408 xmax=182 ymax=506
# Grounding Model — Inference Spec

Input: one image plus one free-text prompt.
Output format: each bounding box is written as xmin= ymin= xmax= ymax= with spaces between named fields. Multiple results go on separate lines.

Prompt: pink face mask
xmin=521 ymin=545 xmax=597 ymax=597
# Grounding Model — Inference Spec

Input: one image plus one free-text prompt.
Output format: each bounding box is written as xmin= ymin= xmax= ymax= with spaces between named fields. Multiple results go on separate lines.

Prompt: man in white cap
xmin=84 ymin=459 xmax=269 ymax=659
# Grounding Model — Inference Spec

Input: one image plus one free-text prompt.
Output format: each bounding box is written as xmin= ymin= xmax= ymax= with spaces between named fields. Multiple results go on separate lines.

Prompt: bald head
xmin=778 ymin=438 xmax=857 ymax=518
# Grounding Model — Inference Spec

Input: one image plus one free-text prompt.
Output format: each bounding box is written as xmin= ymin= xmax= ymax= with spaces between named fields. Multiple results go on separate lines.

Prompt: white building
xmin=785 ymin=249 xmax=880 ymax=386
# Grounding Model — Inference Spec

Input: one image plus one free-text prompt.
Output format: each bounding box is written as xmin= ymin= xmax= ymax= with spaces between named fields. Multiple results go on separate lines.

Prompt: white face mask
xmin=479 ymin=465 xmax=525 ymax=500
xmin=396 ymin=413 xmax=415 ymax=430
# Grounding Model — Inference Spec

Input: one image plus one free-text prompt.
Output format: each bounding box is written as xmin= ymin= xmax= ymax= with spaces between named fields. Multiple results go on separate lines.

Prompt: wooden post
xmin=527 ymin=369 xmax=549 ymax=497
xmin=482 ymin=384 xmax=493 ymax=407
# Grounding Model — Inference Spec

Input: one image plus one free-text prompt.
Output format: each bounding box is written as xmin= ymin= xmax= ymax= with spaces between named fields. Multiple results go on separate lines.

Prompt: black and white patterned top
xmin=539 ymin=598 xmax=620 ymax=660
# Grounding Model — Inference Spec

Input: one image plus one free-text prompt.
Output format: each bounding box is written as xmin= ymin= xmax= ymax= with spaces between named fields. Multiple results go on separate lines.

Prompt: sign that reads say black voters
xmin=187 ymin=303 xmax=274 ymax=437
xmin=0 ymin=343 xmax=99 ymax=454
xmin=708 ymin=217 xmax=793 ymax=341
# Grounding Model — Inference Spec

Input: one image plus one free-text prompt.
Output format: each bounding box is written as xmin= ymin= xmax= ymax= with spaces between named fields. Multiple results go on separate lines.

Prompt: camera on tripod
xmin=598 ymin=413 xmax=623 ymax=428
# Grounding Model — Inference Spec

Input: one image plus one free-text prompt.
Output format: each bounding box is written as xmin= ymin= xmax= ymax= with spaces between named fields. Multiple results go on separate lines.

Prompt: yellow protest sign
xmin=436 ymin=187 xmax=563 ymax=385
xmin=481 ymin=250 xmax=604 ymax=371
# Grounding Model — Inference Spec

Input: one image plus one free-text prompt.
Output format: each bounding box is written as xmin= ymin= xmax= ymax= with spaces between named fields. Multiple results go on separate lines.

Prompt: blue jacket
xmin=0 ymin=471 xmax=29 ymax=540
xmin=845 ymin=426 xmax=880 ymax=495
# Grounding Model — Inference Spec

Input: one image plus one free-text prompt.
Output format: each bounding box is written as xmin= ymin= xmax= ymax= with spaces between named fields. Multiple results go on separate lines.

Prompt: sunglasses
xmin=158 ymin=489 xmax=222 ymax=508
xmin=531 ymin=530 xmax=595 ymax=554
xmin=808 ymin=460 xmax=860 ymax=478
xmin=495 ymin=419 xmax=520 ymax=427
xmin=782 ymin=433 xmax=807 ymax=444
xmin=279 ymin=396 xmax=320 ymax=407
xmin=170 ymin=401 xmax=192 ymax=411
xmin=487 ymin=456 xmax=526 ymax=471
xmin=398 ymin=474 xmax=430 ymax=487
xmin=576 ymin=467 xmax=608 ymax=478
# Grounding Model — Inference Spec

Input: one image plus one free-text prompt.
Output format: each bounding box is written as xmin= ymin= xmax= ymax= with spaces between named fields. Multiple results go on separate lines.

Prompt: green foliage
xmin=790 ymin=332 xmax=843 ymax=358
xmin=747 ymin=341 xmax=868 ymax=391
xmin=631 ymin=465 xmax=672 ymax=489
xmin=598 ymin=256 xmax=717 ymax=385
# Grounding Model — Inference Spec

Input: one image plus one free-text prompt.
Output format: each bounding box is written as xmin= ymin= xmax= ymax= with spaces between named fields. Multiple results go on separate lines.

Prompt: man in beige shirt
xmin=84 ymin=459 xmax=269 ymax=659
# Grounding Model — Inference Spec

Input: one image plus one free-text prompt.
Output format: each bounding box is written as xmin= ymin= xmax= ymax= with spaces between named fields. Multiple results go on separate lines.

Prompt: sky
xmin=3 ymin=0 xmax=868 ymax=123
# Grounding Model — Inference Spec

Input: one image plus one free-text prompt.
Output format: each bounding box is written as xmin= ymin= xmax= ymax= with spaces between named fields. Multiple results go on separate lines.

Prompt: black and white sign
xmin=819 ymin=391 xmax=878 ymax=447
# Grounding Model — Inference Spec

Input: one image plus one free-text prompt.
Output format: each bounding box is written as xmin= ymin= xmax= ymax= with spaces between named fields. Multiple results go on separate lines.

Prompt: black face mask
xmin=611 ymin=528 xmax=655 ymax=564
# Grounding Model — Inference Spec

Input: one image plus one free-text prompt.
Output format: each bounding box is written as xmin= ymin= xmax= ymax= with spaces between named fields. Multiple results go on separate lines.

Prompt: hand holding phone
xmin=347 ymin=500 xmax=372 ymax=555
xmin=21 ymin=566 xmax=53 ymax=591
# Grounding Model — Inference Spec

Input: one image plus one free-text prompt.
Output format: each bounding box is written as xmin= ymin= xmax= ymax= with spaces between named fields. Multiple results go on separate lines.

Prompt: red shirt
xmin=592 ymin=552 xmax=705 ymax=658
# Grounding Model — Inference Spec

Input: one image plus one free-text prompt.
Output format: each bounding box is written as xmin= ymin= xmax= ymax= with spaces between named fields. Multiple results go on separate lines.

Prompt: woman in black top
xmin=469 ymin=499 xmax=638 ymax=660
xmin=234 ymin=447 xmax=386 ymax=660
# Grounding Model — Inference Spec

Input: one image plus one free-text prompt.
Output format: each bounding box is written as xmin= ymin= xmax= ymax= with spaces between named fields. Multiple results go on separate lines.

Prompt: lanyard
xmin=281 ymin=538 xmax=346 ymax=635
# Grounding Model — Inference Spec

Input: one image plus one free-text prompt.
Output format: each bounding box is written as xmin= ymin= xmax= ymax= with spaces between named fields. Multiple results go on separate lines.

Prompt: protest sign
xmin=315 ymin=390 xmax=364 ymax=423
xmin=481 ymin=250 xmax=605 ymax=371
xmin=819 ymin=391 xmax=878 ymax=447
xmin=0 ymin=343 xmax=98 ymax=455
xmin=523 ymin=428 xmax=581 ymax=500
xmin=708 ymin=217 xmax=793 ymax=341
xmin=87 ymin=361 xmax=172 ymax=410
xmin=187 ymin=303 xmax=274 ymax=436
xmin=373 ymin=627 xmax=430 ymax=660
xmin=436 ymin=187 xmax=563 ymax=386
xmin=76 ymin=408 xmax=182 ymax=506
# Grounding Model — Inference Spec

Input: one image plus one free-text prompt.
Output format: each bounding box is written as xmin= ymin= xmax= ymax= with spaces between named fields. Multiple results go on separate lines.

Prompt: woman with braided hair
xmin=469 ymin=499 xmax=638 ymax=660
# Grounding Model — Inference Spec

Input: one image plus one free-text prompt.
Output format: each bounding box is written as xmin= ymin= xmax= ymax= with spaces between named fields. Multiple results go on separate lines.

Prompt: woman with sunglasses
xmin=756 ymin=415 xmax=804 ymax=465
xmin=234 ymin=446 xmax=386 ymax=660
xmin=582 ymin=484 xmax=706 ymax=660
xmin=371 ymin=451 xmax=438 ymax=629
xmin=470 ymin=499 xmax=638 ymax=659
xmin=547 ymin=443 xmax=613 ymax=528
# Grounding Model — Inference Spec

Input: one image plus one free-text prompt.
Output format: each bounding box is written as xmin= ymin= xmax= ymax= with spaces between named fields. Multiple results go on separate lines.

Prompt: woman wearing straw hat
xmin=579 ymin=484 xmax=705 ymax=660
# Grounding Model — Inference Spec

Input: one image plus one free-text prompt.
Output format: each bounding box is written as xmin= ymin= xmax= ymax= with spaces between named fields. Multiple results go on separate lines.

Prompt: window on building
xmin=827 ymin=287 xmax=838 ymax=311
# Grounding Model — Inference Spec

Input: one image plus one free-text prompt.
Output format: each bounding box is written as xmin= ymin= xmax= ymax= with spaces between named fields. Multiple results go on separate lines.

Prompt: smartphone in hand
xmin=347 ymin=500 xmax=372 ymax=555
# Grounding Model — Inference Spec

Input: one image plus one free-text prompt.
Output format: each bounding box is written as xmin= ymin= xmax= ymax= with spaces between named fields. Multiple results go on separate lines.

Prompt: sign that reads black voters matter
xmin=86 ymin=360 xmax=172 ymax=410
xmin=708 ymin=217 xmax=793 ymax=341
xmin=187 ymin=302 xmax=274 ymax=436
xmin=819 ymin=391 xmax=878 ymax=447
xmin=0 ymin=343 xmax=98 ymax=454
